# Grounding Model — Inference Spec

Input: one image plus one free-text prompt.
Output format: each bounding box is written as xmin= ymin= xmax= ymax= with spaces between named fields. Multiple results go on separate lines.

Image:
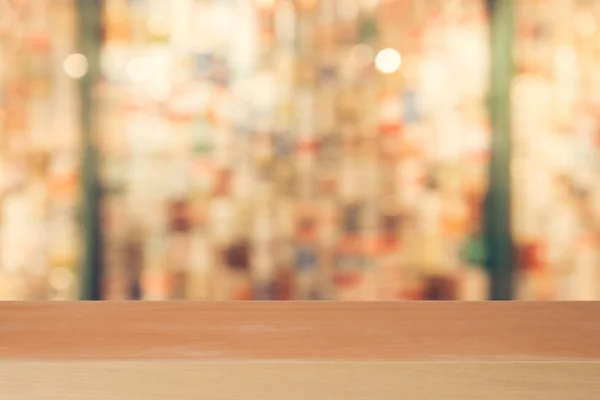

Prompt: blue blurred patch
xmin=295 ymin=245 xmax=318 ymax=271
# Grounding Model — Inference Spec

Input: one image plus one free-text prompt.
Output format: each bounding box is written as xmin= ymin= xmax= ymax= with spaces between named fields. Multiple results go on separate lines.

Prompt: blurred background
xmin=0 ymin=0 xmax=598 ymax=301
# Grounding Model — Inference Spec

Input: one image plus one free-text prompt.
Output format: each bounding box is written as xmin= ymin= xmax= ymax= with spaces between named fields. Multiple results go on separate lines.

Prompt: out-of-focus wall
xmin=97 ymin=0 xmax=490 ymax=301
xmin=0 ymin=0 xmax=81 ymax=300
xmin=513 ymin=0 xmax=600 ymax=300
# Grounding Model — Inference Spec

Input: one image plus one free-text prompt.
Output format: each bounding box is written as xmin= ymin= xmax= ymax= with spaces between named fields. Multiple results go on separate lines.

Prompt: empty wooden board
xmin=0 ymin=302 xmax=599 ymax=399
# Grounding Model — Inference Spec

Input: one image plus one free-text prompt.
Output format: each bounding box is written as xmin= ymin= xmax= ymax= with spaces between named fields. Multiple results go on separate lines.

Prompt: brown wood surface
xmin=0 ymin=301 xmax=599 ymax=361
xmin=2 ymin=362 xmax=600 ymax=400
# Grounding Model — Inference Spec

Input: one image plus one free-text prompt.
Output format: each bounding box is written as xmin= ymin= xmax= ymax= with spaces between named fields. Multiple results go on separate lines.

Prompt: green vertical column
xmin=77 ymin=0 xmax=102 ymax=300
xmin=485 ymin=0 xmax=514 ymax=300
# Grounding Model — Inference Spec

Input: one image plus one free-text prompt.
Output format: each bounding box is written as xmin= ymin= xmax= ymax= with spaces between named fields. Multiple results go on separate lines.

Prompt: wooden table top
xmin=0 ymin=302 xmax=598 ymax=361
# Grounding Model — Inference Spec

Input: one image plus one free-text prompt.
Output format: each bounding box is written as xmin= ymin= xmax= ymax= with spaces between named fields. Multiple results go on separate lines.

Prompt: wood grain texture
xmin=1 ymin=362 xmax=600 ymax=400
xmin=0 ymin=302 xmax=599 ymax=361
